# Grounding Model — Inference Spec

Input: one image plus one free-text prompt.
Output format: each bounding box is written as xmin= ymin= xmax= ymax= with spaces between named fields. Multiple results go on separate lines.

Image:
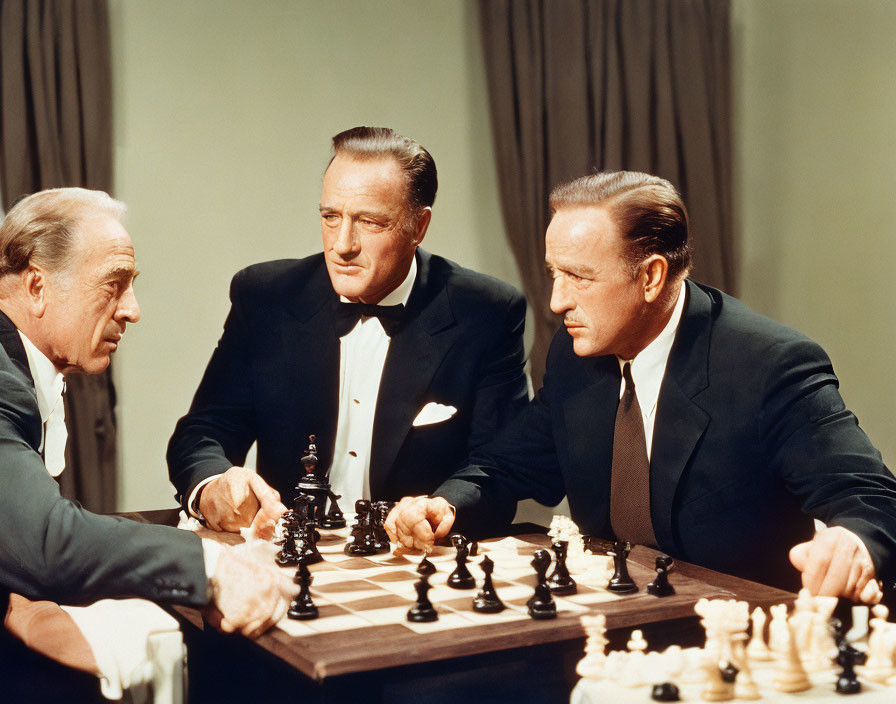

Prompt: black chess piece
xmin=288 ymin=562 xmax=319 ymax=620
xmin=831 ymin=617 xmax=864 ymax=695
xmin=607 ymin=540 xmax=638 ymax=594
xmin=647 ymin=555 xmax=675 ymax=597
xmin=651 ymin=683 xmax=680 ymax=701
xmin=719 ymin=662 xmax=738 ymax=683
xmin=546 ymin=540 xmax=577 ymax=595
xmin=320 ymin=490 xmax=346 ymax=529
xmin=345 ymin=500 xmax=379 ymax=555
xmin=275 ymin=511 xmax=300 ymax=566
xmin=527 ymin=549 xmax=557 ymax=620
xmin=298 ymin=520 xmax=324 ymax=565
xmin=407 ymin=556 xmax=438 ymax=622
xmin=370 ymin=501 xmax=394 ymax=554
xmin=472 ymin=555 xmax=505 ymax=613
xmin=447 ymin=534 xmax=476 ymax=589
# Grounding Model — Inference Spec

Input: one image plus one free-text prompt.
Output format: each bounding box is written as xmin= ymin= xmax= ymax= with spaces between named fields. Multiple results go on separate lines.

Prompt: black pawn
xmin=651 ymin=683 xmax=680 ymax=702
xmin=527 ymin=549 xmax=557 ymax=620
xmin=447 ymin=534 xmax=476 ymax=589
xmin=407 ymin=556 xmax=438 ymax=622
xmin=288 ymin=562 xmax=318 ymax=620
xmin=275 ymin=513 xmax=300 ymax=566
xmin=834 ymin=618 xmax=864 ymax=695
xmin=647 ymin=555 xmax=675 ymax=597
xmin=607 ymin=540 xmax=638 ymax=594
xmin=472 ymin=555 xmax=505 ymax=613
xmin=547 ymin=540 xmax=577 ymax=595
xmin=719 ymin=662 xmax=738 ymax=683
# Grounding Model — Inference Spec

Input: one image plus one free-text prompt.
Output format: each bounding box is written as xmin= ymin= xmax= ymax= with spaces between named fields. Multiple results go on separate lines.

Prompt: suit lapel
xmin=0 ymin=306 xmax=34 ymax=385
xmin=369 ymin=250 xmax=458 ymax=498
xmin=280 ymin=263 xmax=341 ymax=467
xmin=650 ymin=280 xmax=713 ymax=552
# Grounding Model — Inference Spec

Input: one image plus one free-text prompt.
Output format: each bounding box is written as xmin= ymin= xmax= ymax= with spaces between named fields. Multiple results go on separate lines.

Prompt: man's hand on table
xmin=789 ymin=525 xmax=882 ymax=603
xmin=198 ymin=467 xmax=286 ymax=540
xmin=205 ymin=547 xmax=294 ymax=638
xmin=384 ymin=496 xmax=455 ymax=552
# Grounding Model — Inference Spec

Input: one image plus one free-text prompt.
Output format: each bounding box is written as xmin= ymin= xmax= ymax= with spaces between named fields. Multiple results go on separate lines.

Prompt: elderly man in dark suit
xmin=0 ymin=188 xmax=293 ymax=669
xmin=387 ymin=171 xmax=896 ymax=602
xmin=168 ymin=127 xmax=528 ymax=537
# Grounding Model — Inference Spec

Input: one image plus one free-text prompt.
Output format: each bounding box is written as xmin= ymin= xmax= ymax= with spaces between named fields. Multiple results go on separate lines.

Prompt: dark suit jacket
xmin=167 ymin=248 xmax=528 ymax=506
xmin=0 ymin=309 xmax=207 ymax=617
xmin=436 ymin=281 xmax=896 ymax=591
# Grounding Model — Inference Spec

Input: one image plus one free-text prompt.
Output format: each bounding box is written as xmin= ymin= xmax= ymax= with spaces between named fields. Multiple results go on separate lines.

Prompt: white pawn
xmin=576 ymin=613 xmax=609 ymax=680
xmin=619 ymin=629 xmax=649 ymax=688
xmin=731 ymin=631 xmax=760 ymax=700
xmin=746 ymin=607 xmax=772 ymax=661
xmin=773 ymin=616 xmax=811 ymax=693
xmin=859 ymin=604 xmax=893 ymax=683
xmin=768 ymin=603 xmax=790 ymax=655
xmin=700 ymin=639 xmax=733 ymax=701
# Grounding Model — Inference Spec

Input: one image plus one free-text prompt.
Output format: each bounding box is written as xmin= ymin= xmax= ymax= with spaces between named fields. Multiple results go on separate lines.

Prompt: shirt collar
xmin=17 ymin=331 xmax=64 ymax=423
xmin=339 ymin=254 xmax=418 ymax=307
xmin=617 ymin=282 xmax=688 ymax=415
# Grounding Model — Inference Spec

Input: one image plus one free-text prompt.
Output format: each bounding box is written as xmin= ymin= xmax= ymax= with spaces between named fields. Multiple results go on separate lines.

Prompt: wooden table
xmin=121 ymin=509 xmax=796 ymax=704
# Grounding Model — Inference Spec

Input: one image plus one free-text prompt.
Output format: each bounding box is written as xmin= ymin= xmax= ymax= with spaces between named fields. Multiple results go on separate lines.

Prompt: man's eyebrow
xmin=104 ymin=265 xmax=138 ymax=280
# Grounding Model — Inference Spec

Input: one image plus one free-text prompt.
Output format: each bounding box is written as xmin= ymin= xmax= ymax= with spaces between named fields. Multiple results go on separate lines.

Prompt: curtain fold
xmin=0 ymin=0 xmax=117 ymax=512
xmin=478 ymin=0 xmax=733 ymax=388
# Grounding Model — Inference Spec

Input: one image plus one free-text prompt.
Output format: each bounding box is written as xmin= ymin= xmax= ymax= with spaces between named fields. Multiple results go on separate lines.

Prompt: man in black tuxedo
xmin=167 ymin=127 xmax=527 ymax=537
xmin=0 ymin=188 xmax=292 ymax=657
xmin=387 ymin=171 xmax=896 ymax=601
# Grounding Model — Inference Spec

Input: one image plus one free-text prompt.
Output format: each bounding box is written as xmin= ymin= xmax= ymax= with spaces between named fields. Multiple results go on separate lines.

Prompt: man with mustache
xmin=0 ymin=188 xmax=293 ymax=697
xmin=387 ymin=171 xmax=896 ymax=603
xmin=168 ymin=127 xmax=527 ymax=537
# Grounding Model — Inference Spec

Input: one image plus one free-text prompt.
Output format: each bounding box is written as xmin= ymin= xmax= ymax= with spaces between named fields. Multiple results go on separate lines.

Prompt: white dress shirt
xmin=19 ymin=331 xmax=66 ymax=476
xmin=330 ymin=257 xmax=417 ymax=512
xmin=616 ymin=284 xmax=687 ymax=461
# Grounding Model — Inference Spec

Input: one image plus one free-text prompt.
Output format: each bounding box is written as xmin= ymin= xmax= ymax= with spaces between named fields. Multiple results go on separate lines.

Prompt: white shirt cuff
xmin=187 ymin=475 xmax=222 ymax=520
xmin=200 ymin=538 xmax=223 ymax=589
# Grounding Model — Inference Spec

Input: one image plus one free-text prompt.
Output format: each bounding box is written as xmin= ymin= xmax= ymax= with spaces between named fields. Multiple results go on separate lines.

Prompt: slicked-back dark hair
xmin=549 ymin=171 xmax=691 ymax=280
xmin=329 ymin=126 xmax=438 ymax=212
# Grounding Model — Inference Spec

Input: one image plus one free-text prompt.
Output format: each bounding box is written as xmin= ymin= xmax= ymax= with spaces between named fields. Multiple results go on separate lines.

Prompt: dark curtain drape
xmin=478 ymin=0 xmax=733 ymax=388
xmin=0 ymin=0 xmax=117 ymax=512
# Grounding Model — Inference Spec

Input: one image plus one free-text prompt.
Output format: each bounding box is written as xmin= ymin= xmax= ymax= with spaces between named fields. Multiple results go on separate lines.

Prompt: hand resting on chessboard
xmin=789 ymin=525 xmax=882 ymax=604
xmin=384 ymin=495 xmax=456 ymax=551
xmin=198 ymin=467 xmax=287 ymax=540
xmin=204 ymin=544 xmax=295 ymax=638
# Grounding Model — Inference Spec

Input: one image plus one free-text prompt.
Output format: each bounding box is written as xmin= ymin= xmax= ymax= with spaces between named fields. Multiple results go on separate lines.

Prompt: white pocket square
xmin=412 ymin=402 xmax=457 ymax=427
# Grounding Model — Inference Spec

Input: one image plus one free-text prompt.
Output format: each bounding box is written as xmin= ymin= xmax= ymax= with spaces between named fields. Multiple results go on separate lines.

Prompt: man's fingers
xmin=789 ymin=541 xmax=810 ymax=572
xmin=859 ymin=578 xmax=883 ymax=605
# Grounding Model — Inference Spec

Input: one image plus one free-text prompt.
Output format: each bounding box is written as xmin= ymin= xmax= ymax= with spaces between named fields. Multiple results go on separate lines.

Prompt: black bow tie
xmin=335 ymin=301 xmax=404 ymax=337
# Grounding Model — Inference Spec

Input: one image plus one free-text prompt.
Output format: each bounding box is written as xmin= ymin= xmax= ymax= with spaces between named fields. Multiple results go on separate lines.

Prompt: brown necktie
xmin=609 ymin=362 xmax=658 ymax=547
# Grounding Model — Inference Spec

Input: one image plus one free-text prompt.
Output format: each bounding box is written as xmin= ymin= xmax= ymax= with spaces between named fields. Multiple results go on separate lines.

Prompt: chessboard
xmin=176 ymin=518 xmax=792 ymax=682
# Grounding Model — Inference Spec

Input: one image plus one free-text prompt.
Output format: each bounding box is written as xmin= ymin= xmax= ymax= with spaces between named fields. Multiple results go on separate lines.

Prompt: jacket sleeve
xmin=462 ymin=288 xmax=529 ymax=456
xmin=434 ymin=329 xmax=566 ymax=538
xmin=0 ymin=370 xmax=208 ymax=607
xmin=760 ymin=334 xmax=896 ymax=587
xmin=167 ymin=269 xmax=258 ymax=506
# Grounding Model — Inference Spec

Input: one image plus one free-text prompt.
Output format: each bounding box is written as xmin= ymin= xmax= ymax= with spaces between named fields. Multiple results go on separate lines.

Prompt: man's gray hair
xmin=0 ymin=188 xmax=126 ymax=278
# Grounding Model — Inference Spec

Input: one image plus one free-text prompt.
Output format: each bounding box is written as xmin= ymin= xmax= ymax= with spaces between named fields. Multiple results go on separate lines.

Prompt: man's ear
xmin=22 ymin=266 xmax=49 ymax=318
xmin=641 ymin=255 xmax=669 ymax=304
xmin=411 ymin=207 xmax=432 ymax=247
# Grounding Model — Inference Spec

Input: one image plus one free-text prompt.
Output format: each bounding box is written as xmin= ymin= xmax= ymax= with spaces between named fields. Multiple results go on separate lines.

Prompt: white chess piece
xmin=746 ymin=606 xmax=772 ymax=661
xmin=768 ymin=604 xmax=790 ymax=655
xmin=576 ymin=614 xmax=609 ymax=680
xmin=859 ymin=604 xmax=894 ymax=683
xmin=772 ymin=616 xmax=811 ymax=693
xmin=845 ymin=605 xmax=870 ymax=643
xmin=619 ymin=629 xmax=649 ymax=688
xmin=731 ymin=632 xmax=760 ymax=700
